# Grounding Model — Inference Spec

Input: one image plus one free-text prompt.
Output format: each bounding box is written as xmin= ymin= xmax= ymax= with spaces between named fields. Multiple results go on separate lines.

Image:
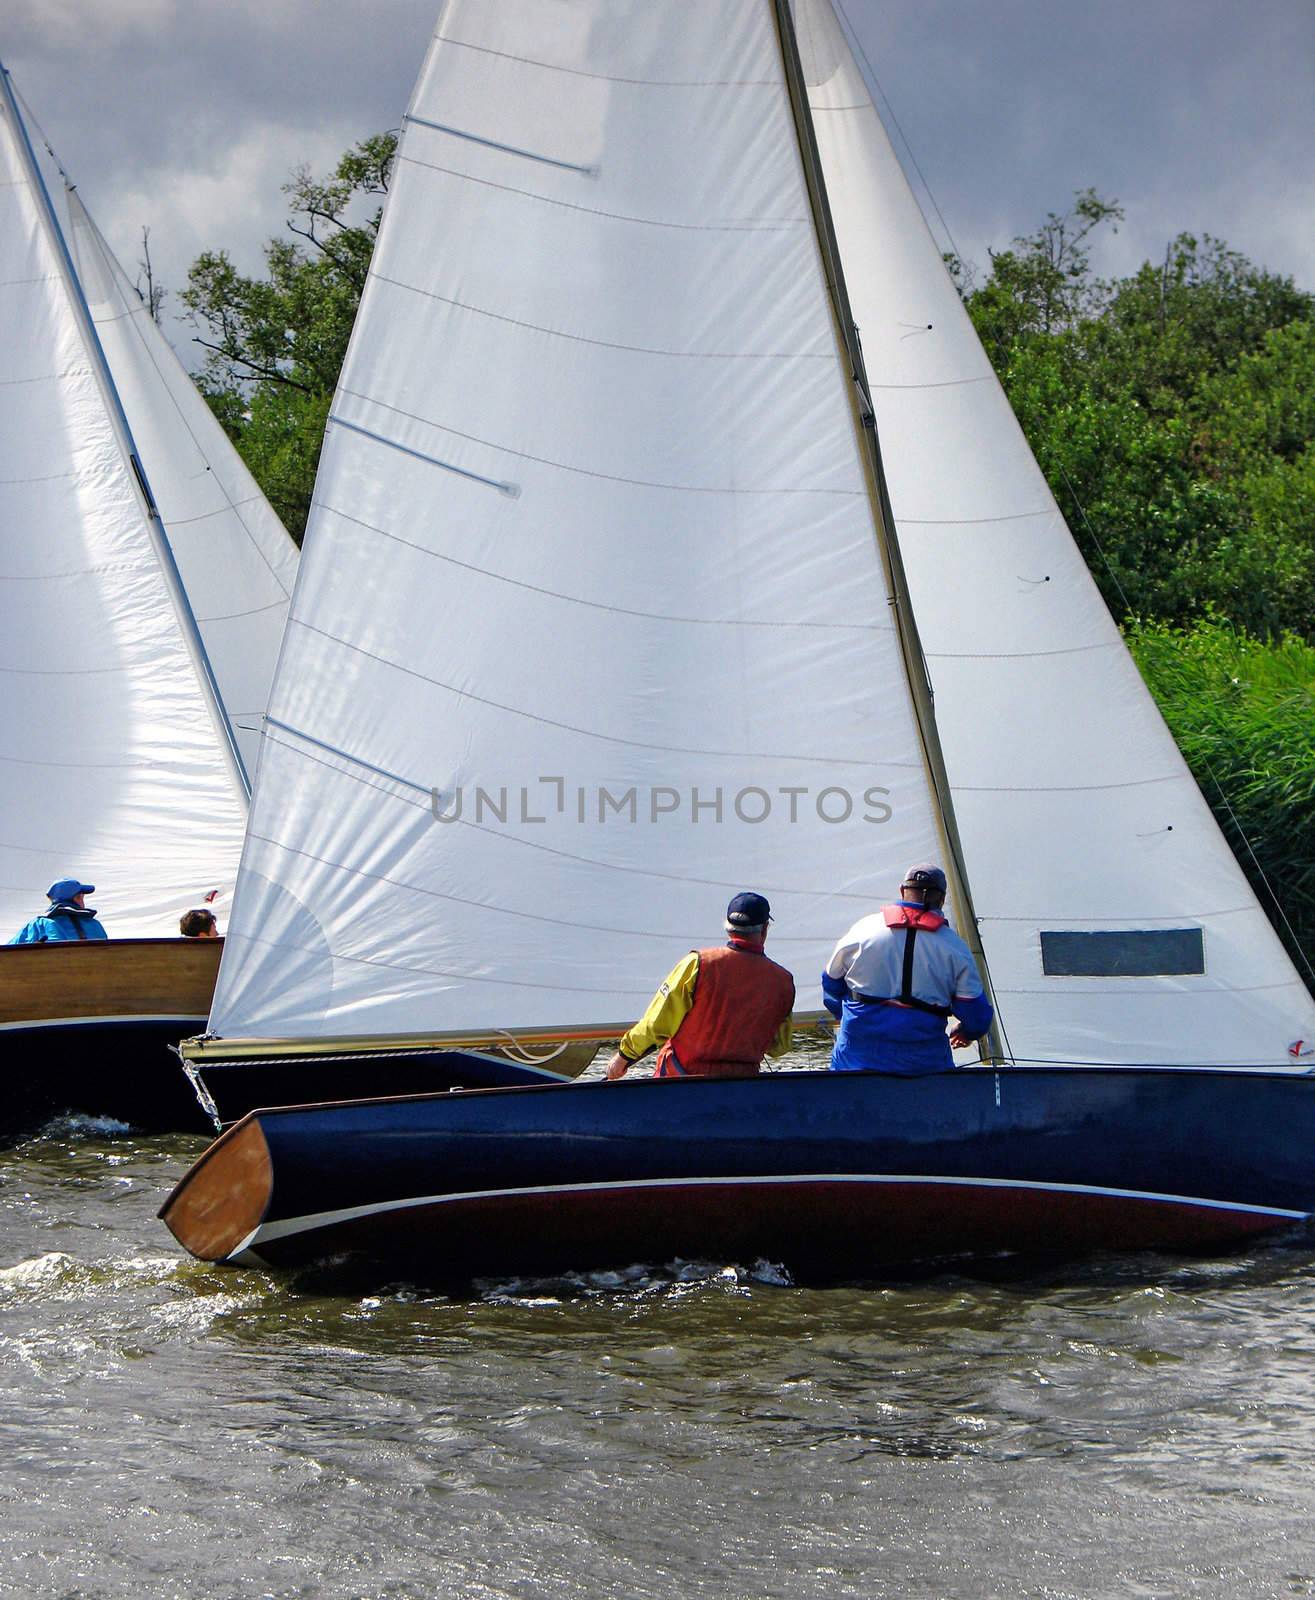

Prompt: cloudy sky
xmin=5 ymin=0 xmax=1313 ymax=367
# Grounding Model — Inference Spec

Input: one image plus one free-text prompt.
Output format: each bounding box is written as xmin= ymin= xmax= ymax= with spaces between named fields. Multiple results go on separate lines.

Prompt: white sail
xmin=63 ymin=191 xmax=299 ymax=780
xmin=0 ymin=79 xmax=249 ymax=939
xmin=209 ymin=0 xmax=951 ymax=1043
xmin=795 ymin=0 xmax=1315 ymax=1067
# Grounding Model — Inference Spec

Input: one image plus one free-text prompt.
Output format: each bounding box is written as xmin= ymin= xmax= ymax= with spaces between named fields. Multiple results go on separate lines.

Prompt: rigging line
xmin=263 ymin=716 xmax=432 ymax=797
xmin=246 ymin=830 xmax=842 ymax=947
xmin=404 ymin=112 xmax=596 ymax=177
xmin=259 ymin=732 xmax=889 ymax=901
xmin=830 ymin=0 xmax=965 ymax=266
xmin=1202 ymin=761 xmax=1315 ymax=984
xmin=335 ymin=387 xmax=864 ymax=498
xmin=1059 ymin=464 xmax=1313 ymax=983
xmin=430 ymin=33 xmax=781 ymax=89
xmin=1058 ymin=464 xmax=1133 ymax=615
xmin=311 ymin=500 xmax=890 ymax=633
xmin=369 ymin=268 xmax=833 ymax=362
xmin=287 ymin=614 xmax=926 ymax=769
xmin=398 ymin=152 xmax=804 ymax=234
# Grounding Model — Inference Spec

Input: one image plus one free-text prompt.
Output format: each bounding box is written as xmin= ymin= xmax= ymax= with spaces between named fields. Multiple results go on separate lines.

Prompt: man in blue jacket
xmin=8 ymin=879 xmax=108 ymax=943
xmin=822 ymin=864 xmax=992 ymax=1074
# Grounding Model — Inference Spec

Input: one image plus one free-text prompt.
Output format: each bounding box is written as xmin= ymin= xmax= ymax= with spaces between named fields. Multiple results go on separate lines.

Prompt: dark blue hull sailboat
xmin=159 ymin=1068 xmax=1315 ymax=1282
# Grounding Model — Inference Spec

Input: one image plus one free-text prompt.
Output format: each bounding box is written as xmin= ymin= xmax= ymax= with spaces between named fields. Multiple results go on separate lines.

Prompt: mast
xmin=769 ymin=0 xmax=1003 ymax=1060
xmin=0 ymin=62 xmax=251 ymax=802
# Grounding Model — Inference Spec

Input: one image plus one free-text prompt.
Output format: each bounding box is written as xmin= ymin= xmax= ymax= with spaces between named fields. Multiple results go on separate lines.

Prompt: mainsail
xmin=208 ymin=0 xmax=952 ymax=1043
xmin=0 ymin=70 xmax=249 ymax=938
xmin=795 ymin=0 xmax=1315 ymax=1066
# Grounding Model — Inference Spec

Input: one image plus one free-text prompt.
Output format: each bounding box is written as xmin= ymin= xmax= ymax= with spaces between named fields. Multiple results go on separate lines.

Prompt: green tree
xmin=183 ymin=133 xmax=396 ymax=540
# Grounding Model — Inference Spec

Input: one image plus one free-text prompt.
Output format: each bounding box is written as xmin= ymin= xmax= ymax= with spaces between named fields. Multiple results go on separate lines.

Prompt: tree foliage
xmin=952 ymin=199 xmax=1315 ymax=640
xmin=182 ymin=133 xmax=396 ymax=540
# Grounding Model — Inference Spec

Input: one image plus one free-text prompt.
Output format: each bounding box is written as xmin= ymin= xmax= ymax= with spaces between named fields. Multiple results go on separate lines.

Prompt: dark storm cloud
xmin=4 ymin=0 xmax=1311 ymax=365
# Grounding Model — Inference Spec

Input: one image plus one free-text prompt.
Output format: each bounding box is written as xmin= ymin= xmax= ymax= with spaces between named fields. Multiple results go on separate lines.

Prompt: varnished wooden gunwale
xmin=0 ymin=937 xmax=222 ymax=1026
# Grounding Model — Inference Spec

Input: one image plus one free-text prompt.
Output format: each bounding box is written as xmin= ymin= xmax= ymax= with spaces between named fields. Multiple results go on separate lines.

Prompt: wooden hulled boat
xmin=0 ymin=69 xmax=297 ymax=1130
xmin=1 ymin=939 xmax=222 ymax=1131
xmin=161 ymin=1069 xmax=1315 ymax=1281
xmin=165 ymin=0 xmax=1315 ymax=1279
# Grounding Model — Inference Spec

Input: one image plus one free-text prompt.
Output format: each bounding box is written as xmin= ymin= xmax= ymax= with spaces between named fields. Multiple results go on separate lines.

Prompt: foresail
xmin=210 ymin=0 xmax=946 ymax=1043
xmin=64 ymin=192 xmax=299 ymax=780
xmin=0 ymin=82 xmax=248 ymax=939
xmin=796 ymin=0 xmax=1315 ymax=1067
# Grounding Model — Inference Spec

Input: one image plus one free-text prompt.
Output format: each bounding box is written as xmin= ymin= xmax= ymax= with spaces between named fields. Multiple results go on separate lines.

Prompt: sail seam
xmin=999 ymin=979 xmax=1303 ymax=997
xmin=311 ymin=502 xmax=889 ymax=632
xmin=259 ymin=731 xmax=888 ymax=900
xmin=194 ymin=598 xmax=289 ymax=623
xmin=982 ymin=905 xmax=1257 ymax=923
xmin=927 ymin=641 xmax=1117 ymax=660
xmin=399 ymin=153 xmax=805 ymax=234
xmin=0 ymin=368 xmax=88 ymax=386
xmin=156 ymin=494 xmax=266 ymax=528
xmin=429 ymin=34 xmax=781 ymax=88
xmin=369 ymin=269 xmax=833 ymax=361
xmin=288 ymin=616 xmax=923 ymax=768
xmin=245 ymin=830 xmax=845 ymax=947
xmin=0 ymin=557 xmax=156 ymax=581
xmin=956 ymin=775 xmax=1181 ymax=793
xmin=223 ymin=921 xmax=657 ymax=1000
xmin=898 ymin=509 xmax=1055 ymax=526
xmin=336 ymin=388 xmax=863 ymax=498
xmin=870 ymin=375 xmax=994 ymax=390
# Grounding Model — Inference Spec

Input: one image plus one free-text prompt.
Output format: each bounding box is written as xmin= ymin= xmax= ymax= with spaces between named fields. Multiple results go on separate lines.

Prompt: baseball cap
xmin=726 ymin=891 xmax=772 ymax=927
xmin=900 ymin=864 xmax=947 ymax=895
xmin=47 ymin=877 xmax=94 ymax=902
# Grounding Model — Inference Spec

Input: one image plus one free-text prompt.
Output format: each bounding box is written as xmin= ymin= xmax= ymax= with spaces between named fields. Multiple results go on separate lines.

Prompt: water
xmin=4 ymin=1114 xmax=1315 ymax=1599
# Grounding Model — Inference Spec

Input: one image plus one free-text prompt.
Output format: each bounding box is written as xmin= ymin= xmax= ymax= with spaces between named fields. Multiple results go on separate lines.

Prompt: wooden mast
xmin=769 ymin=0 xmax=1004 ymax=1062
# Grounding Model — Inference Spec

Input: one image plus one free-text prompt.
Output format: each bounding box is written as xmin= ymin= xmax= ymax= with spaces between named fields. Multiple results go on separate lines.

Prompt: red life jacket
xmin=654 ymin=941 xmax=795 ymax=1079
xmin=882 ymin=903 xmax=946 ymax=933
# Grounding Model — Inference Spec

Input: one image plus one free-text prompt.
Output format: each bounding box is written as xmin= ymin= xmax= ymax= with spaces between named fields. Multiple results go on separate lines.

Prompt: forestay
xmin=0 ymin=79 xmax=248 ymax=940
xmin=210 ymin=0 xmax=949 ymax=1043
xmin=795 ymin=0 xmax=1315 ymax=1067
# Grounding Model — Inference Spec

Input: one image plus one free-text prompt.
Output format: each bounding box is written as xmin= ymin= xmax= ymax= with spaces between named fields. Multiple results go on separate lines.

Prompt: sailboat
xmin=161 ymin=0 xmax=1315 ymax=1278
xmin=0 ymin=67 xmax=298 ymax=1132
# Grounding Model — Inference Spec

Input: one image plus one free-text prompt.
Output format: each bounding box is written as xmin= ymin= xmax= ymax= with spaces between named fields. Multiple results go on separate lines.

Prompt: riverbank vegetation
xmin=181 ymin=152 xmax=1314 ymax=977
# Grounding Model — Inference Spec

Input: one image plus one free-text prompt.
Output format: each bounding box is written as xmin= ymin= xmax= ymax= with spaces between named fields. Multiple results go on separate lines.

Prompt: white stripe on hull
xmin=0 ymin=1014 xmax=207 ymax=1032
xmin=235 ymin=1171 xmax=1312 ymax=1261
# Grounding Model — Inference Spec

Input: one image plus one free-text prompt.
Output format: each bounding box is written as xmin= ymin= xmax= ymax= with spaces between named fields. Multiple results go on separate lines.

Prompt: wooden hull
xmin=159 ymin=1067 xmax=1315 ymax=1283
xmin=0 ymin=939 xmax=222 ymax=1134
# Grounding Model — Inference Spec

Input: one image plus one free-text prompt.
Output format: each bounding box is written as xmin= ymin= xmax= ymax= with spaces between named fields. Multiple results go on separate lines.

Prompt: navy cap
xmin=47 ymin=877 xmax=94 ymax=902
xmin=900 ymin=863 xmax=947 ymax=895
xmin=726 ymin=891 xmax=772 ymax=927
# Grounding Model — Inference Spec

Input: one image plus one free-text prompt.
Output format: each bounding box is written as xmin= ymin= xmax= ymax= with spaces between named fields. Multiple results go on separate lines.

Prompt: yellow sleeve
xmin=618 ymin=951 xmax=700 ymax=1061
xmin=766 ymin=1013 xmax=794 ymax=1059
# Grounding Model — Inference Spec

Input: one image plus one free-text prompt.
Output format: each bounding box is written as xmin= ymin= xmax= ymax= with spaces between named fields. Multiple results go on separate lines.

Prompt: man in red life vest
xmin=604 ymin=892 xmax=795 ymax=1080
xmin=822 ymin=864 xmax=993 ymax=1074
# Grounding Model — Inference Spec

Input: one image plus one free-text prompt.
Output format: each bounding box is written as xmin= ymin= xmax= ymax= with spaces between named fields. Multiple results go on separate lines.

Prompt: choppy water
xmin=4 ymin=1111 xmax=1315 ymax=1599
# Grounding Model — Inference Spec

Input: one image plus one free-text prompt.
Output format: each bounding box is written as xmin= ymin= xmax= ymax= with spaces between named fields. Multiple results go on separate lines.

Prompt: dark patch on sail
xmin=1040 ymin=929 xmax=1205 ymax=978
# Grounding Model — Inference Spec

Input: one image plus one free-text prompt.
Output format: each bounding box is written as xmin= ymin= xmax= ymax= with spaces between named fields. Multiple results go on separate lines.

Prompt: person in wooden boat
xmin=604 ymin=892 xmax=795 ymax=1080
xmin=822 ymin=865 xmax=993 ymax=1075
xmin=179 ymin=908 xmax=219 ymax=939
xmin=6 ymin=879 xmax=108 ymax=944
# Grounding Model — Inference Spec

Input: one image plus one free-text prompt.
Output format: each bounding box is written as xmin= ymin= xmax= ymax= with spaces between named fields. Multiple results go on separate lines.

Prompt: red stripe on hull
xmin=251 ymin=1178 xmax=1298 ymax=1279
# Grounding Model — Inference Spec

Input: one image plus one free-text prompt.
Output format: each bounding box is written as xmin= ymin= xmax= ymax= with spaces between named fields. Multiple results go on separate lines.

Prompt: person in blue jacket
xmin=8 ymin=878 xmax=108 ymax=943
xmin=821 ymin=864 xmax=993 ymax=1074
